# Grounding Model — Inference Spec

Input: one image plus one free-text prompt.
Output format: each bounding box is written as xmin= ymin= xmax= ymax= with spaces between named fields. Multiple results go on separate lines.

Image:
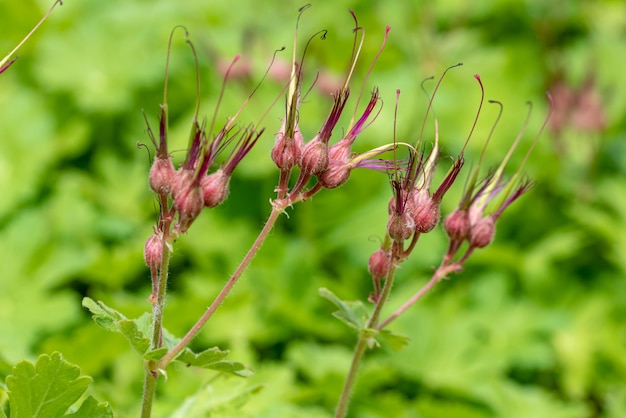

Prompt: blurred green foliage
xmin=1 ymin=0 xmax=626 ymax=417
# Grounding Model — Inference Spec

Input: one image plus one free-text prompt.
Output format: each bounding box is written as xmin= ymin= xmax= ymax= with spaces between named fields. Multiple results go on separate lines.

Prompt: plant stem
xmin=334 ymin=334 xmax=369 ymax=418
xmin=377 ymin=261 xmax=461 ymax=330
xmin=140 ymin=368 xmax=157 ymax=418
xmin=141 ymin=230 xmax=173 ymax=418
xmin=334 ymin=258 xmax=398 ymax=418
xmin=158 ymin=205 xmax=283 ymax=368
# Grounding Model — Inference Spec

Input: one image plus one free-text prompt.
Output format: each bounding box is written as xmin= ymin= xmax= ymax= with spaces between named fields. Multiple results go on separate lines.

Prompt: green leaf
xmin=118 ymin=316 xmax=151 ymax=356
xmin=82 ymin=298 xmax=151 ymax=356
xmin=319 ymin=287 xmax=369 ymax=331
xmin=82 ymin=297 xmax=126 ymax=333
xmin=379 ymin=329 xmax=411 ymax=351
xmin=177 ymin=348 xmax=252 ymax=377
xmin=68 ymin=396 xmax=113 ymax=418
xmin=5 ymin=352 xmax=112 ymax=418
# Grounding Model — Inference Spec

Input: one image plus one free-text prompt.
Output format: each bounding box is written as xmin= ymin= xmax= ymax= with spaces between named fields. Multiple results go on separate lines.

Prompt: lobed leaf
xmin=177 ymin=348 xmax=252 ymax=377
xmin=319 ymin=287 xmax=369 ymax=331
xmin=5 ymin=352 xmax=112 ymax=417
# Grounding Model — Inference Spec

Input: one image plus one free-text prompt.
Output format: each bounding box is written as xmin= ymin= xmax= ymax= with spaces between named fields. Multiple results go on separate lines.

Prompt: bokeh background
xmin=1 ymin=0 xmax=626 ymax=417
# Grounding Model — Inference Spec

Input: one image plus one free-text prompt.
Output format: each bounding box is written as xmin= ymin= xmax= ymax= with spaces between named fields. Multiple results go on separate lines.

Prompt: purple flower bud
xmin=443 ymin=209 xmax=470 ymax=242
xmin=408 ymin=189 xmax=440 ymax=233
xmin=387 ymin=212 xmax=415 ymax=242
xmin=271 ymin=121 xmax=303 ymax=171
xmin=144 ymin=233 xmax=163 ymax=271
xmin=170 ymin=168 xmax=193 ymax=201
xmin=172 ymin=169 xmax=203 ymax=232
xmin=299 ymin=137 xmax=329 ymax=177
xmin=468 ymin=216 xmax=495 ymax=248
xmin=368 ymin=248 xmax=391 ymax=280
xmin=318 ymin=140 xmax=352 ymax=189
xmin=149 ymin=157 xmax=176 ymax=196
xmin=201 ymin=168 xmax=230 ymax=208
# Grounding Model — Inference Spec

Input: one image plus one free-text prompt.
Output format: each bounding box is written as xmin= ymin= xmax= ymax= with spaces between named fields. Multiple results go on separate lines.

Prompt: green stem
xmin=334 ymin=257 xmax=398 ymax=418
xmin=158 ymin=205 xmax=283 ymax=368
xmin=377 ymin=261 xmax=461 ymax=330
xmin=141 ymin=229 xmax=173 ymax=418
xmin=140 ymin=368 xmax=157 ymax=418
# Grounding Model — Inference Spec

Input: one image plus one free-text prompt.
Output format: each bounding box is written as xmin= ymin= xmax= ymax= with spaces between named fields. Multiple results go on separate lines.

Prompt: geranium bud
xmin=271 ymin=123 xmax=303 ymax=170
xmin=174 ymin=182 xmax=203 ymax=232
xmin=387 ymin=212 xmax=415 ymax=242
xmin=144 ymin=233 xmax=163 ymax=271
xmin=201 ymin=168 xmax=230 ymax=208
xmin=299 ymin=137 xmax=329 ymax=176
xmin=319 ymin=140 xmax=352 ymax=189
xmin=443 ymin=209 xmax=470 ymax=242
xmin=469 ymin=216 xmax=495 ymax=248
xmin=149 ymin=157 xmax=176 ymax=196
xmin=318 ymin=162 xmax=350 ymax=189
xmin=368 ymin=249 xmax=391 ymax=280
xmin=408 ymin=189 xmax=440 ymax=233
xmin=170 ymin=168 xmax=194 ymax=201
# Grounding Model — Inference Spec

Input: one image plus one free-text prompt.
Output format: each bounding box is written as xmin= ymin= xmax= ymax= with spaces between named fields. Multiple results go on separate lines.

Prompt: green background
xmin=1 ymin=0 xmax=626 ymax=416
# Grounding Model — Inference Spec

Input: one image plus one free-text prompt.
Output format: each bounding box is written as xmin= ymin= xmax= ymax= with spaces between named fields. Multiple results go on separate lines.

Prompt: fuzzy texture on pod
xmin=271 ymin=125 xmax=303 ymax=171
xmin=368 ymin=249 xmax=391 ymax=280
xmin=387 ymin=212 xmax=415 ymax=242
xmin=443 ymin=210 xmax=471 ymax=242
xmin=299 ymin=137 xmax=329 ymax=177
xmin=144 ymin=234 xmax=163 ymax=271
xmin=408 ymin=189 xmax=441 ymax=234
xmin=149 ymin=157 xmax=176 ymax=196
xmin=201 ymin=169 xmax=230 ymax=208
xmin=469 ymin=216 xmax=496 ymax=248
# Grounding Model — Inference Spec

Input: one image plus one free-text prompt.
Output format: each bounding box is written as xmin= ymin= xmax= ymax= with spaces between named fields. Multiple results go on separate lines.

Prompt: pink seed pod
xmin=299 ymin=137 xmax=329 ymax=177
xmin=318 ymin=162 xmax=350 ymax=189
xmin=201 ymin=169 xmax=230 ymax=208
xmin=144 ymin=233 xmax=163 ymax=271
xmin=319 ymin=141 xmax=352 ymax=189
xmin=149 ymin=157 xmax=176 ymax=196
xmin=443 ymin=209 xmax=470 ymax=242
xmin=408 ymin=189 xmax=441 ymax=234
xmin=387 ymin=212 xmax=415 ymax=242
xmin=173 ymin=183 xmax=203 ymax=232
xmin=271 ymin=124 xmax=303 ymax=171
xmin=170 ymin=168 xmax=194 ymax=201
xmin=368 ymin=248 xmax=391 ymax=280
xmin=469 ymin=216 xmax=495 ymax=248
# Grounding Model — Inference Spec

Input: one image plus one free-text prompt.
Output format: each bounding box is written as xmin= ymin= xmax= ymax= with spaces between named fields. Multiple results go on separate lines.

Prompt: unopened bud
xmin=149 ymin=157 xmax=176 ymax=196
xmin=408 ymin=189 xmax=440 ymax=233
xmin=201 ymin=169 xmax=230 ymax=208
xmin=300 ymin=137 xmax=329 ymax=176
xmin=469 ymin=216 xmax=495 ymax=248
xmin=144 ymin=233 xmax=163 ymax=271
xmin=271 ymin=125 xmax=303 ymax=170
xmin=319 ymin=162 xmax=351 ymax=189
xmin=173 ymin=172 xmax=203 ymax=232
xmin=319 ymin=141 xmax=352 ymax=189
xmin=368 ymin=249 xmax=391 ymax=280
xmin=443 ymin=210 xmax=470 ymax=242
xmin=387 ymin=212 xmax=415 ymax=242
xmin=171 ymin=168 xmax=194 ymax=201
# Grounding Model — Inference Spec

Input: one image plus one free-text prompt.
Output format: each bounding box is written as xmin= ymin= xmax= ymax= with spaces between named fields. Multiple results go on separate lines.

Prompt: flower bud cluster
xmin=145 ymin=107 xmax=262 ymax=234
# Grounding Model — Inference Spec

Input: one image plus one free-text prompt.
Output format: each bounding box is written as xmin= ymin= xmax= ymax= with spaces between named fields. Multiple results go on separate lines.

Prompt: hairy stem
xmin=377 ymin=261 xmax=461 ymax=330
xmin=158 ymin=205 xmax=283 ymax=368
xmin=334 ymin=257 xmax=399 ymax=418
xmin=141 ymin=229 xmax=173 ymax=418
